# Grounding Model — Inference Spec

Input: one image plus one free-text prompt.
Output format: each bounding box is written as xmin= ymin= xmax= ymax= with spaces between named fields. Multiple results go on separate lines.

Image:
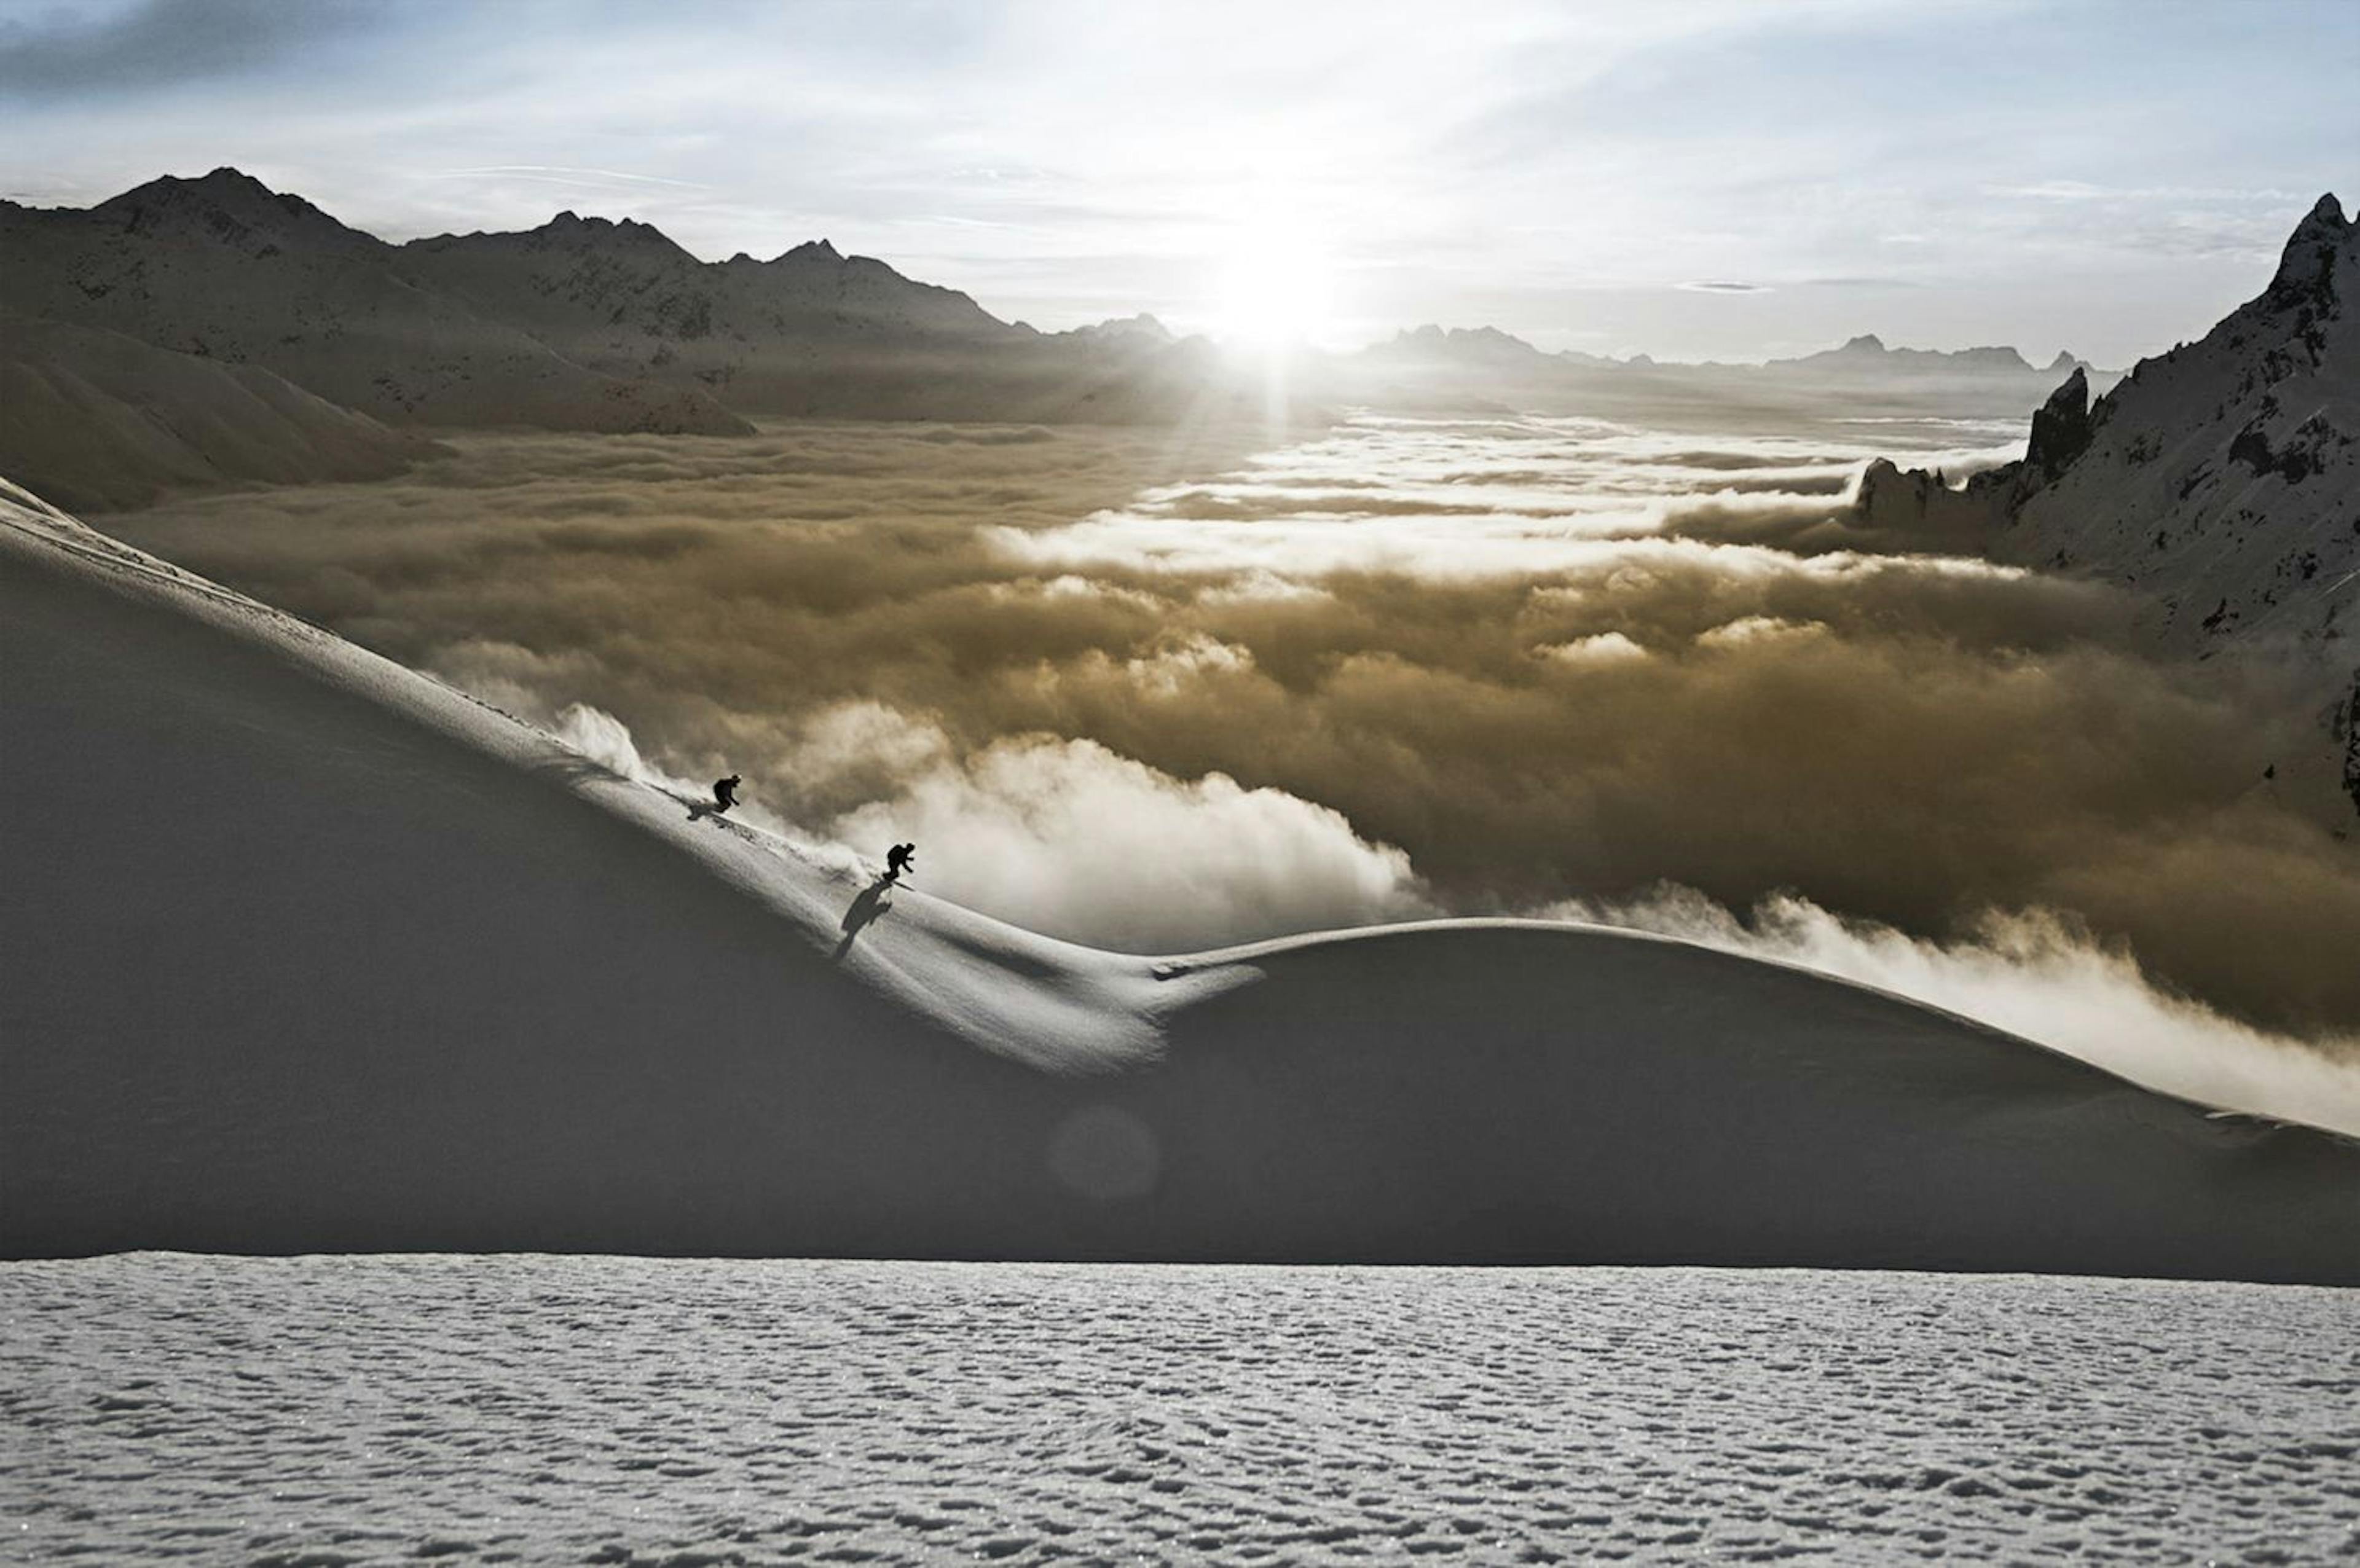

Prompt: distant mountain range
xmin=3 ymin=170 xmax=749 ymax=439
xmin=0 ymin=168 xmax=1259 ymax=506
xmin=1352 ymin=320 xmax=2112 ymax=427
xmin=1370 ymin=322 xmax=2099 ymax=383
xmin=0 ymin=166 xmax=2146 ymax=510
xmin=1861 ymin=194 xmax=2359 ymax=818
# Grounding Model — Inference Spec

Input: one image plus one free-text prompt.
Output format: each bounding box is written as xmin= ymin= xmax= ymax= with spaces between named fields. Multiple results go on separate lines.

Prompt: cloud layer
xmin=104 ymin=414 xmax=2360 ymax=1132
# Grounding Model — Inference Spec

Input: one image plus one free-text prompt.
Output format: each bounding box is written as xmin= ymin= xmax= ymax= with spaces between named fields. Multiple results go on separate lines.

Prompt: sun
xmin=1210 ymin=226 xmax=1334 ymax=350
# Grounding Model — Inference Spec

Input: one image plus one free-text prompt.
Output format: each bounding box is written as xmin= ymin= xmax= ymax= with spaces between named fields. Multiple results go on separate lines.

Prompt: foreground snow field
xmin=4 ymin=1255 xmax=2355 ymax=1565
xmin=4 ymin=478 xmax=2359 ymax=1277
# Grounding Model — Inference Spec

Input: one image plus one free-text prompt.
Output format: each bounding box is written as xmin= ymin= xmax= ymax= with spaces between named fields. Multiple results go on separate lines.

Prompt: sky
xmin=1 ymin=0 xmax=2353 ymax=364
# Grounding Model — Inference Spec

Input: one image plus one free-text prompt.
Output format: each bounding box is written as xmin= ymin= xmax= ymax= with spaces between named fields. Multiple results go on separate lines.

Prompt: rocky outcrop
xmin=2024 ymin=367 xmax=2093 ymax=480
xmin=1853 ymin=365 xmax=2096 ymax=542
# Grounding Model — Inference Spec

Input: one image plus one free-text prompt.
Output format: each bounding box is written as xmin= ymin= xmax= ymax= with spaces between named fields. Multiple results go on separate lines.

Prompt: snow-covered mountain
xmin=2005 ymin=195 xmax=2358 ymax=652
xmin=402 ymin=217 xmax=1020 ymax=361
xmin=0 ymin=170 xmax=749 ymax=437
xmin=1860 ymin=194 xmax=2360 ymax=814
xmin=393 ymin=211 xmax=1087 ymax=418
xmin=4 ymin=477 xmax=2354 ymax=1279
xmin=1 ymin=169 xmax=1277 ymax=457
xmin=0 ymin=312 xmax=437 ymax=511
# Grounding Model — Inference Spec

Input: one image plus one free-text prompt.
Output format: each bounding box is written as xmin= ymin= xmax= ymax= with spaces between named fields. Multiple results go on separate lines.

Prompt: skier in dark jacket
xmin=884 ymin=842 xmax=916 ymax=882
xmin=713 ymin=774 xmax=741 ymax=814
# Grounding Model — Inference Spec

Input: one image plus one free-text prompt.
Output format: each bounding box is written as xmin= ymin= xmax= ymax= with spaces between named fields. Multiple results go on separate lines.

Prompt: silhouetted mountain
xmin=1343 ymin=318 xmax=2106 ymax=428
xmin=1062 ymin=313 xmax=1180 ymax=347
xmin=1369 ymin=324 xmax=1605 ymax=366
xmin=1784 ymin=333 xmax=2042 ymax=375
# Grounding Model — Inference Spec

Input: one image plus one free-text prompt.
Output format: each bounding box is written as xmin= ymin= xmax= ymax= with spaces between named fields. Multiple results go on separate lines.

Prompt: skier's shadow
xmin=666 ymin=789 xmax=724 ymax=825
xmin=832 ymin=873 xmax=899 ymax=960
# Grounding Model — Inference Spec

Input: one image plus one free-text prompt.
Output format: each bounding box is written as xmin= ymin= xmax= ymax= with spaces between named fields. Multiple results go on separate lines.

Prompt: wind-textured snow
xmin=4 ymin=1255 xmax=2356 ymax=1565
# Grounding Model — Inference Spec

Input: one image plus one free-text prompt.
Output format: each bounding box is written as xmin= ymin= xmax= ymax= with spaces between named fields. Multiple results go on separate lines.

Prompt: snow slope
xmin=2 ymin=480 xmax=2356 ymax=1279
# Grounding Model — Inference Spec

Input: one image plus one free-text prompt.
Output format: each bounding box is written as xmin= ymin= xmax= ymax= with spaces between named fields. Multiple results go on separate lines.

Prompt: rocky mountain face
xmin=1860 ymin=195 xmax=2360 ymax=816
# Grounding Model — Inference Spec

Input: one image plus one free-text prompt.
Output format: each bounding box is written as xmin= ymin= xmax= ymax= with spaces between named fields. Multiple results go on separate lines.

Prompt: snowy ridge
xmin=1858 ymin=193 xmax=2360 ymax=813
xmin=4 ymin=479 xmax=2358 ymax=1277
xmin=0 ymin=168 xmax=1274 ymax=450
xmin=1 ymin=170 xmax=749 ymax=439
xmin=2001 ymin=193 xmax=2359 ymax=656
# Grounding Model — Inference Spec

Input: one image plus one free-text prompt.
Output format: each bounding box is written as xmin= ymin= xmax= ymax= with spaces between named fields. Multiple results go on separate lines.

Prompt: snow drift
xmin=3 ymin=480 xmax=2356 ymax=1280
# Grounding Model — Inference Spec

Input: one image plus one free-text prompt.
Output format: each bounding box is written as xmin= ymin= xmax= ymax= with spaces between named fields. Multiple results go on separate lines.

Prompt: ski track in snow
xmin=5 ymin=1257 xmax=2355 ymax=1565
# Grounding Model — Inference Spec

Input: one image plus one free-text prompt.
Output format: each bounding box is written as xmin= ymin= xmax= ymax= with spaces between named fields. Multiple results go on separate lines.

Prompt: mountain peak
xmin=775 ymin=238 xmax=842 ymax=264
xmin=106 ymin=165 xmax=278 ymax=208
xmin=93 ymin=165 xmax=356 ymax=245
xmin=1066 ymin=313 xmax=1175 ymax=346
xmin=191 ymin=165 xmax=272 ymax=194
xmin=1379 ymin=324 xmax=1545 ymax=361
xmin=2268 ymin=192 xmax=2350 ymax=304
xmin=1839 ymin=333 xmax=1887 ymax=354
xmin=523 ymin=209 xmax=689 ymax=257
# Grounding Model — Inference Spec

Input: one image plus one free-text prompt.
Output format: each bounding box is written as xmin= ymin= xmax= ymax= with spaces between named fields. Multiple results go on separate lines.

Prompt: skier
xmin=884 ymin=842 xmax=916 ymax=882
xmin=712 ymin=774 xmax=741 ymax=815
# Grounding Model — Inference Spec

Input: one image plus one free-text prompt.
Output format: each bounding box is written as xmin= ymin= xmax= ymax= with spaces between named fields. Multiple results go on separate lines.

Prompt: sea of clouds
xmin=108 ymin=412 xmax=2360 ymax=1134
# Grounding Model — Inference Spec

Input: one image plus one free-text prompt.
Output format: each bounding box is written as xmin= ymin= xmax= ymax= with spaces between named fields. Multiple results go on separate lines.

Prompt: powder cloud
xmin=1559 ymin=887 xmax=2360 ymax=1140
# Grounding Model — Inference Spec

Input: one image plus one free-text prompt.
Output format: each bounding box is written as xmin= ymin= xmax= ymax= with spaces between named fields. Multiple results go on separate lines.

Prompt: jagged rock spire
xmin=2025 ymin=367 xmax=2092 ymax=482
xmin=2267 ymin=192 xmax=2348 ymax=305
